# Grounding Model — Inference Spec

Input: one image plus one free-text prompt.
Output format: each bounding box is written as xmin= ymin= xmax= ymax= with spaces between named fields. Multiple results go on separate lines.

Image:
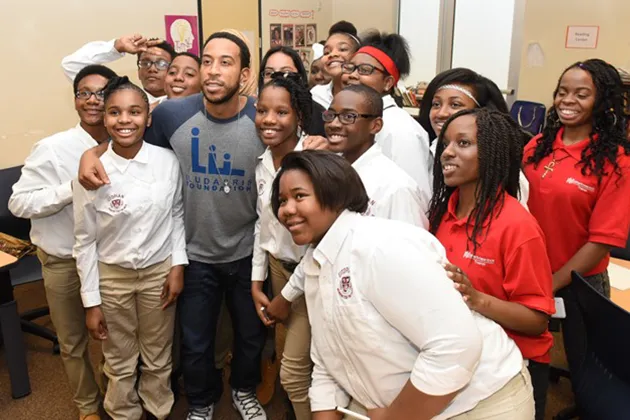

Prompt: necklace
xmin=542 ymin=149 xmax=571 ymax=178
xmin=202 ymin=96 xmax=243 ymax=194
xmin=517 ymin=106 xmax=537 ymax=129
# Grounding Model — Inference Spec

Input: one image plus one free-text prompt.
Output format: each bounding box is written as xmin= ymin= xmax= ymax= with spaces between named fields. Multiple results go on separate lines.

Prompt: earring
xmin=607 ymin=108 xmax=618 ymax=127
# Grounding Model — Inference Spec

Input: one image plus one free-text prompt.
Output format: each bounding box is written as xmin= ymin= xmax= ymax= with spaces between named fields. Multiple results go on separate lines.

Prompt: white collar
xmin=351 ymin=143 xmax=382 ymax=171
xmin=105 ymin=141 xmax=149 ymax=173
xmin=74 ymin=123 xmax=102 ymax=149
xmin=382 ymin=94 xmax=398 ymax=109
xmin=313 ymin=210 xmax=360 ymax=266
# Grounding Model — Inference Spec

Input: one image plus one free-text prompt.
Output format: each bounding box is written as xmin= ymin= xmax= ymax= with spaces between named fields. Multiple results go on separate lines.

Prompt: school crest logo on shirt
xmin=337 ymin=267 xmax=353 ymax=299
xmin=258 ymin=179 xmax=266 ymax=196
xmin=107 ymin=194 xmax=127 ymax=213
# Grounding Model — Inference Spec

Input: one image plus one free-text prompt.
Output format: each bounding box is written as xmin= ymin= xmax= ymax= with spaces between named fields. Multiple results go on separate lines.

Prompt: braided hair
xmin=525 ymin=59 xmax=629 ymax=181
xmin=259 ymin=74 xmax=313 ymax=135
xmin=419 ymin=68 xmax=509 ymax=143
xmin=103 ymin=76 xmax=149 ymax=107
xmin=428 ymin=108 xmax=523 ymax=254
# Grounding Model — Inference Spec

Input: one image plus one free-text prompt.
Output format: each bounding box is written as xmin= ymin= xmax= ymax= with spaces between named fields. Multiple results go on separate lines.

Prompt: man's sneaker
xmin=232 ymin=389 xmax=268 ymax=419
xmin=186 ymin=404 xmax=214 ymax=420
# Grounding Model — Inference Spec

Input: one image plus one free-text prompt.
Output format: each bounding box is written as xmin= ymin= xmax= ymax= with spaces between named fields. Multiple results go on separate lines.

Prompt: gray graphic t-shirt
xmin=146 ymin=94 xmax=265 ymax=264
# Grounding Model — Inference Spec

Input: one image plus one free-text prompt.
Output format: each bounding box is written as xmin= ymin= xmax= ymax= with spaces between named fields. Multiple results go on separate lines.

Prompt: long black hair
xmin=525 ymin=59 xmax=629 ymax=182
xmin=259 ymin=74 xmax=313 ymax=135
xmin=259 ymin=46 xmax=308 ymax=92
xmin=419 ymin=68 xmax=508 ymax=143
xmin=428 ymin=108 xmax=523 ymax=254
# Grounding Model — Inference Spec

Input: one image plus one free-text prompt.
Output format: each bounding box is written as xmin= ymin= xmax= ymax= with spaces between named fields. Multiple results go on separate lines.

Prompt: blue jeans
xmin=179 ymin=256 xmax=266 ymax=408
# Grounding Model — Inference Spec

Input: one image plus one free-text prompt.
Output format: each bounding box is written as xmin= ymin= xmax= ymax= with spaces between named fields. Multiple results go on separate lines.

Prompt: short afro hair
xmin=203 ymin=31 xmax=251 ymax=69
xmin=73 ymin=64 xmax=117 ymax=94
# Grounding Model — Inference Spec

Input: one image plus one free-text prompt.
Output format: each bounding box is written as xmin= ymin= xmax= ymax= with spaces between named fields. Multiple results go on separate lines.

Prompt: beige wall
xmin=201 ymin=0 xmax=260 ymax=66
xmin=332 ymin=0 xmax=398 ymax=35
xmin=517 ymin=0 xmax=629 ymax=106
xmin=0 ymin=0 xmax=198 ymax=169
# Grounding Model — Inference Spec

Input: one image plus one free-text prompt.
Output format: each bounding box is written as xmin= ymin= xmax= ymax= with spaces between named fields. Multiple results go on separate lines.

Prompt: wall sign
xmin=565 ymin=25 xmax=599 ymax=49
xmin=165 ymin=15 xmax=200 ymax=54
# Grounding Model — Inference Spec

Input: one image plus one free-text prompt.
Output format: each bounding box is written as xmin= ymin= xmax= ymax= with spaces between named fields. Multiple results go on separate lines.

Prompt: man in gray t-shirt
xmin=145 ymin=33 xmax=268 ymax=420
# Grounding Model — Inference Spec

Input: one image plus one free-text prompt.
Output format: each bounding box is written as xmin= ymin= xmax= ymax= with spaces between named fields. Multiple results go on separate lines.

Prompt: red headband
xmin=356 ymin=46 xmax=400 ymax=83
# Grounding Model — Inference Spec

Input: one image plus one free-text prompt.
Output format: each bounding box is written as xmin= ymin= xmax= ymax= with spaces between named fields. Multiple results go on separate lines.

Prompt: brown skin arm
xmin=78 ymin=142 xmax=109 ymax=190
xmin=444 ymin=263 xmax=549 ymax=336
xmin=552 ymin=242 xmax=611 ymax=292
xmin=368 ymin=380 xmax=458 ymax=420
xmin=312 ymin=411 xmax=342 ymax=420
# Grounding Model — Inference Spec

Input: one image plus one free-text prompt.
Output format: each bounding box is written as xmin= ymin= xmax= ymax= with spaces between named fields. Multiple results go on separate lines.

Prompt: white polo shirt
xmin=9 ymin=124 xmax=99 ymax=259
xmin=377 ymin=95 xmax=433 ymax=203
xmin=251 ymin=143 xmax=307 ymax=281
xmin=280 ymin=143 xmax=428 ymax=302
xmin=348 ymin=143 xmax=428 ymax=228
xmin=311 ymin=82 xmax=333 ymax=109
xmin=304 ymin=211 xmax=523 ymax=418
xmin=73 ymin=142 xmax=188 ymax=308
xmin=61 ymin=39 xmax=167 ymax=104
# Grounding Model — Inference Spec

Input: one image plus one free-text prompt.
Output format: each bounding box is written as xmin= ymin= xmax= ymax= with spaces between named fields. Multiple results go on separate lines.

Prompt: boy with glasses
xmin=62 ymin=34 xmax=175 ymax=104
xmin=9 ymin=65 xmax=117 ymax=420
xmin=341 ymin=32 xmax=433 ymax=206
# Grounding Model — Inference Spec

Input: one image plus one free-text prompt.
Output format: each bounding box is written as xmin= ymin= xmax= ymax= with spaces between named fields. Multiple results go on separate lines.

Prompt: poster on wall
xmin=282 ymin=24 xmax=294 ymax=47
xmin=298 ymin=49 xmax=310 ymax=68
xmin=565 ymin=25 xmax=599 ymax=49
xmin=270 ymin=24 xmax=282 ymax=47
xmin=164 ymin=15 xmax=199 ymax=54
xmin=295 ymin=25 xmax=305 ymax=47
xmin=306 ymin=24 xmax=317 ymax=46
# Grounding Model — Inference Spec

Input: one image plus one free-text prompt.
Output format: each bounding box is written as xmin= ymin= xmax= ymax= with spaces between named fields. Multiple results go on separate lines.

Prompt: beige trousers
xmin=37 ymin=249 xmax=101 ymax=416
xmin=344 ymin=364 xmax=534 ymax=420
xmin=98 ymin=258 xmax=175 ymax=420
xmin=269 ymin=255 xmax=313 ymax=420
xmin=450 ymin=364 xmax=534 ymax=419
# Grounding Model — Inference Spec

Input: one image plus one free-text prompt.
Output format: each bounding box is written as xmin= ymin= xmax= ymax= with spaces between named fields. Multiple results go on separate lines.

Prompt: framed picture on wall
xmin=306 ymin=24 xmax=317 ymax=46
xmin=282 ymin=24 xmax=294 ymax=47
xmin=295 ymin=25 xmax=305 ymax=47
xmin=270 ymin=24 xmax=282 ymax=47
xmin=299 ymin=49 xmax=310 ymax=68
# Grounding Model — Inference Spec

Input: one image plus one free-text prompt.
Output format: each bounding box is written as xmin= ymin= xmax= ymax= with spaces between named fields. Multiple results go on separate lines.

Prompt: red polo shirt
xmin=435 ymin=190 xmax=555 ymax=363
xmin=523 ymin=128 xmax=630 ymax=275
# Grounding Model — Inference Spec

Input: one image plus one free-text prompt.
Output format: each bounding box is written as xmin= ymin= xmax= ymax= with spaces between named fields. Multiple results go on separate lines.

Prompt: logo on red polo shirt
xmin=107 ymin=194 xmax=127 ymax=213
xmin=337 ymin=267 xmax=353 ymax=299
xmin=463 ymin=250 xmax=495 ymax=266
xmin=566 ymin=177 xmax=595 ymax=193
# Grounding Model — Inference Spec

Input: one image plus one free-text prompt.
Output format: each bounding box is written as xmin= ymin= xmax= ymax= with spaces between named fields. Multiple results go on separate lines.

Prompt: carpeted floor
xmin=0 ymin=280 xmax=574 ymax=419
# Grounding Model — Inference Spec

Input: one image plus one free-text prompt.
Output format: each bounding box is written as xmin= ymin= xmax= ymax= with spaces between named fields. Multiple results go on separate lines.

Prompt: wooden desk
xmin=609 ymin=258 xmax=630 ymax=311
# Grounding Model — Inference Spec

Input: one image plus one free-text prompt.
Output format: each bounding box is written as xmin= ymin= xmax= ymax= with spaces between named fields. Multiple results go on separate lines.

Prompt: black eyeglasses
xmin=341 ymin=63 xmax=387 ymax=76
xmin=138 ymin=59 xmax=170 ymax=70
xmin=322 ymin=110 xmax=380 ymax=125
xmin=262 ymin=69 xmax=303 ymax=82
xmin=75 ymin=90 xmax=105 ymax=100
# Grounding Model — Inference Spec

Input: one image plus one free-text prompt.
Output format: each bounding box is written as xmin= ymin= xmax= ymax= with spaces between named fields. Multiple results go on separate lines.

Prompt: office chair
xmin=554 ymin=272 xmax=630 ymax=420
xmin=0 ymin=165 xmax=59 ymax=354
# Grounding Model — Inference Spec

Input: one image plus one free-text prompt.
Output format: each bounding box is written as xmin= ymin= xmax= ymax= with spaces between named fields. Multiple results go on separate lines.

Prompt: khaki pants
xmin=269 ymin=255 xmax=313 ymax=420
xmin=344 ymin=364 xmax=534 ymax=420
xmin=450 ymin=364 xmax=534 ymax=419
xmin=37 ymin=249 xmax=101 ymax=416
xmin=98 ymin=258 xmax=175 ymax=420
